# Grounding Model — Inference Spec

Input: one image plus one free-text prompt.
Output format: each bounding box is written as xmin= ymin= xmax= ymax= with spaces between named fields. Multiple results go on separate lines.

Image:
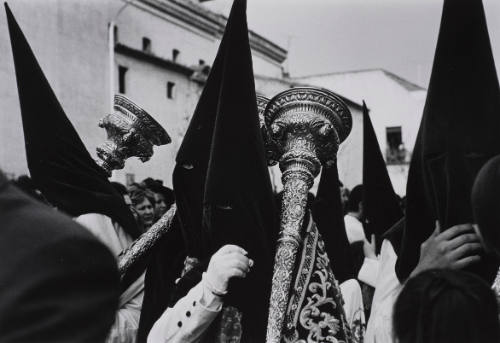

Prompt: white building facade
xmin=0 ymin=2 xmax=423 ymax=195
xmin=0 ymin=0 xmax=287 ymax=186
xmin=296 ymin=69 xmax=427 ymax=195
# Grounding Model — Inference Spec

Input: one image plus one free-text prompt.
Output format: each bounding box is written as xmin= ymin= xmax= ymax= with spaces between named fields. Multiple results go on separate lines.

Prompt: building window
xmin=125 ymin=173 xmax=135 ymax=186
xmin=172 ymin=49 xmax=180 ymax=63
xmin=386 ymin=126 xmax=406 ymax=164
xmin=167 ymin=81 xmax=175 ymax=99
xmin=118 ymin=66 xmax=128 ymax=94
xmin=142 ymin=37 xmax=151 ymax=53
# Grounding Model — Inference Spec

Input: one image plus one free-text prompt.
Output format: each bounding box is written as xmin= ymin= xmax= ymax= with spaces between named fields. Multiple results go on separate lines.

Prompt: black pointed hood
xmin=362 ymin=101 xmax=403 ymax=250
xmin=312 ymin=165 xmax=356 ymax=283
xmin=396 ymin=0 xmax=500 ymax=282
xmin=5 ymin=3 xmax=140 ymax=239
xmin=172 ymin=0 xmax=278 ymax=340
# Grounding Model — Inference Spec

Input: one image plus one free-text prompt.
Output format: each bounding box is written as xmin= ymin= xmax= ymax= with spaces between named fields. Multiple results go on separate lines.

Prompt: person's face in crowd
xmin=135 ymin=198 xmax=154 ymax=228
xmin=154 ymin=193 xmax=167 ymax=219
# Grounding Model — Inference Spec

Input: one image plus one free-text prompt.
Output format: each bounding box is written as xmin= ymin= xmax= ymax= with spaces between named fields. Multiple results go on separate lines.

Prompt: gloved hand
xmin=204 ymin=245 xmax=254 ymax=295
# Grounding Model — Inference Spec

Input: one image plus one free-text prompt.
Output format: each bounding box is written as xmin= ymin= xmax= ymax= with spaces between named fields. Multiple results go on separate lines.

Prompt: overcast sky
xmin=203 ymin=0 xmax=500 ymax=88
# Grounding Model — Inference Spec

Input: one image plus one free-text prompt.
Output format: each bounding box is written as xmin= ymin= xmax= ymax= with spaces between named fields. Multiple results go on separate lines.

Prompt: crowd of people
xmin=7 ymin=170 xmax=500 ymax=343
xmin=2 ymin=0 xmax=500 ymax=342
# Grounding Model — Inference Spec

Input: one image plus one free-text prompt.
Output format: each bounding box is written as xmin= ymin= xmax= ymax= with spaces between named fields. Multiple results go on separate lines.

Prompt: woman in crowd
xmin=129 ymin=187 xmax=156 ymax=231
xmin=141 ymin=178 xmax=175 ymax=221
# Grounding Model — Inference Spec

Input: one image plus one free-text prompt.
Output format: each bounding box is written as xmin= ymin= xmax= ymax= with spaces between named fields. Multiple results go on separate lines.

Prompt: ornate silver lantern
xmin=96 ymin=94 xmax=171 ymax=176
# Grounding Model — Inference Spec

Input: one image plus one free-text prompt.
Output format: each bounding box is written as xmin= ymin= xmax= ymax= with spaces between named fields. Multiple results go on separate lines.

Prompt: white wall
xmin=0 ymin=0 xmax=285 ymax=179
xmin=298 ymin=70 xmax=427 ymax=195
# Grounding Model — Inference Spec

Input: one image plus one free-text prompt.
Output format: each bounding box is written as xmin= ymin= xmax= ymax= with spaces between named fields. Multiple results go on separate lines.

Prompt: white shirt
xmin=340 ymin=279 xmax=366 ymax=339
xmin=358 ymin=257 xmax=380 ymax=288
xmin=344 ymin=214 xmax=367 ymax=244
xmin=147 ymin=273 xmax=223 ymax=343
xmin=364 ymin=239 xmax=402 ymax=343
xmin=76 ymin=213 xmax=145 ymax=343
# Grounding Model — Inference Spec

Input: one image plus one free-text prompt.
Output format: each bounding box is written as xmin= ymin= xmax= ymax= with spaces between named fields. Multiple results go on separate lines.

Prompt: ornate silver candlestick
xmin=118 ymin=203 xmax=177 ymax=277
xmin=264 ymin=87 xmax=352 ymax=343
xmin=94 ymin=94 xmax=172 ymax=285
xmin=96 ymin=94 xmax=171 ymax=176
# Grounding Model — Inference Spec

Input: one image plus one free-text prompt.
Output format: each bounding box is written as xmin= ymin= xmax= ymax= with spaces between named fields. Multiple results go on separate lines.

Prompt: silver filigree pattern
xmin=181 ymin=256 xmax=201 ymax=277
xmin=96 ymin=94 xmax=171 ymax=176
xmin=283 ymin=219 xmax=351 ymax=343
xmin=257 ymin=94 xmax=279 ymax=166
xmin=267 ymin=177 xmax=311 ymax=343
xmin=265 ymin=87 xmax=352 ymax=343
xmin=492 ymin=267 xmax=500 ymax=318
xmin=215 ymin=306 xmax=243 ymax=343
xmin=118 ymin=203 xmax=177 ymax=279
xmin=264 ymin=87 xmax=352 ymax=169
xmin=493 ymin=267 xmax=500 ymax=295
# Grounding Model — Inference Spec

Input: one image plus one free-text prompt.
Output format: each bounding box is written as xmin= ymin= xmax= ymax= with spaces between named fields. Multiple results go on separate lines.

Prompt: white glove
xmin=204 ymin=245 xmax=254 ymax=296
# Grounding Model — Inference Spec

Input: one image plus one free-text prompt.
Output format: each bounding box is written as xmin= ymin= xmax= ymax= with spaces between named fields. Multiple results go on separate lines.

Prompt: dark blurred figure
xmin=12 ymin=174 xmax=48 ymax=204
xmin=394 ymin=269 xmax=500 ymax=343
xmin=0 ymin=170 xmax=119 ymax=342
xmin=472 ymin=155 xmax=500 ymax=259
xmin=129 ymin=187 xmax=155 ymax=231
xmin=142 ymin=178 xmax=175 ymax=220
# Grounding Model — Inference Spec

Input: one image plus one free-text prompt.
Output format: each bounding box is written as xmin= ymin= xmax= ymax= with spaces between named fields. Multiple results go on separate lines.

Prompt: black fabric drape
xmin=382 ymin=217 xmax=405 ymax=257
xmin=5 ymin=4 xmax=139 ymax=239
xmin=362 ymin=101 xmax=403 ymax=251
xmin=312 ymin=165 xmax=356 ymax=283
xmin=396 ymin=0 xmax=500 ymax=282
xmin=136 ymin=220 xmax=186 ymax=342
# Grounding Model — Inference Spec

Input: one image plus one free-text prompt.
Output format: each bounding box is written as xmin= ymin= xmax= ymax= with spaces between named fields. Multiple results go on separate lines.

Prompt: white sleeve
xmin=105 ymin=271 xmax=145 ymax=343
xmin=357 ymin=257 xmax=379 ymax=288
xmin=106 ymin=289 xmax=144 ymax=343
xmin=340 ymin=279 xmax=365 ymax=330
xmin=147 ymin=275 xmax=223 ymax=343
xmin=364 ymin=240 xmax=402 ymax=343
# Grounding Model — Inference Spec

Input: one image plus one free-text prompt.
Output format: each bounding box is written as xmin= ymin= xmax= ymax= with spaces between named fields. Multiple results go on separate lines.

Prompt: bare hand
xmin=363 ymin=234 xmax=377 ymax=260
xmin=411 ymin=221 xmax=482 ymax=278
xmin=205 ymin=245 xmax=254 ymax=293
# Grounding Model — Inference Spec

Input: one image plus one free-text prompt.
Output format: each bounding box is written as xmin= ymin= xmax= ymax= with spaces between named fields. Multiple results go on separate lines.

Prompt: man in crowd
xmin=344 ymin=185 xmax=367 ymax=244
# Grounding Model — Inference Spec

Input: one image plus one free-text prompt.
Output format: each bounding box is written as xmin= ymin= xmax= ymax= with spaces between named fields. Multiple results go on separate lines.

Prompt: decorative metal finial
xmin=264 ymin=87 xmax=352 ymax=343
xmin=96 ymin=94 xmax=171 ymax=176
xmin=257 ymin=94 xmax=280 ymax=166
